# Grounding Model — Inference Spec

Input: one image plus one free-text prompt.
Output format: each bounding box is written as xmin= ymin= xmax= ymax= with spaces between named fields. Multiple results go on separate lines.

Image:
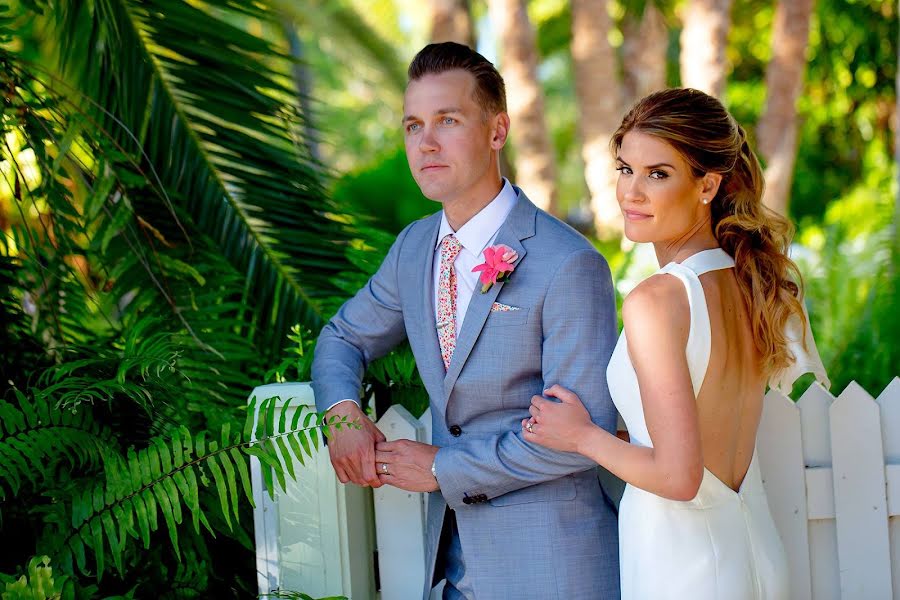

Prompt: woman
xmin=523 ymin=88 xmax=828 ymax=599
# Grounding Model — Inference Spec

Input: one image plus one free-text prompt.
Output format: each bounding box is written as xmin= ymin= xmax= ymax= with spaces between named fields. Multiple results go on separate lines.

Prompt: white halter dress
xmin=608 ymin=248 xmax=828 ymax=600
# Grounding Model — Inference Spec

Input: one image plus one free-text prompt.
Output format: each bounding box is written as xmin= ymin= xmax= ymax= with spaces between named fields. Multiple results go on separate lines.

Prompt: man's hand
xmin=374 ymin=440 xmax=440 ymax=492
xmin=325 ymin=401 xmax=386 ymax=487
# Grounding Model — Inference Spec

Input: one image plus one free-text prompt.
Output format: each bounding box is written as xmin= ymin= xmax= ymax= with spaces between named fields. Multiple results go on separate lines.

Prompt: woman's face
xmin=615 ymin=131 xmax=717 ymax=244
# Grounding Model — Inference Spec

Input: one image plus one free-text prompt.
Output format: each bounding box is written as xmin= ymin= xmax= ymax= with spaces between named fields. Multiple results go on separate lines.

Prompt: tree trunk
xmin=757 ymin=0 xmax=815 ymax=216
xmin=622 ymin=2 xmax=669 ymax=109
xmin=679 ymin=0 xmax=733 ymax=98
xmin=283 ymin=20 xmax=320 ymax=163
xmin=572 ymin=0 xmax=622 ymax=237
xmin=430 ymin=0 xmax=475 ymax=47
xmin=489 ymin=0 xmax=558 ymax=214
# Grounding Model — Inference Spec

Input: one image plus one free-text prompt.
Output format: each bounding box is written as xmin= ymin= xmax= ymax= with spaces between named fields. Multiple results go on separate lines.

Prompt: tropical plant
xmin=0 ymin=386 xmax=350 ymax=596
xmin=0 ymin=0 xmax=366 ymax=595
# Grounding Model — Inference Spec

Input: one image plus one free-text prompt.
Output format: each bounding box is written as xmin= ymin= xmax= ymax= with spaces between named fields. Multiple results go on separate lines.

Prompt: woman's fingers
xmin=544 ymin=384 xmax=579 ymax=404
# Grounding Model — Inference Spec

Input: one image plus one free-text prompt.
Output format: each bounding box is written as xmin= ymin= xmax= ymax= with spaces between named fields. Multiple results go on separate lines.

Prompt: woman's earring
xmin=702 ymin=198 xmax=710 ymax=205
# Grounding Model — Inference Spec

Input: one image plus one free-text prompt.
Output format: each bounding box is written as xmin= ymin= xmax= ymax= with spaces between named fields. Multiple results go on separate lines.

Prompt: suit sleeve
xmin=433 ymin=248 xmax=619 ymax=509
xmin=311 ymin=224 xmax=414 ymax=413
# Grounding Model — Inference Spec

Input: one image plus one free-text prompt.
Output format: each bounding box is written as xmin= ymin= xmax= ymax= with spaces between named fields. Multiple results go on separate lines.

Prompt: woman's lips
xmin=624 ymin=210 xmax=652 ymax=221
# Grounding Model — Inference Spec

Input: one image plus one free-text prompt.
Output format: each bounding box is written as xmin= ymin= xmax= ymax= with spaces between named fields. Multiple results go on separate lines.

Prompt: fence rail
xmin=250 ymin=377 xmax=900 ymax=599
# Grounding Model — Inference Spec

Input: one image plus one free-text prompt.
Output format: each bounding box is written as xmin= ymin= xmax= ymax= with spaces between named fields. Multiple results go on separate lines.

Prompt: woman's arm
xmin=524 ymin=274 xmax=705 ymax=501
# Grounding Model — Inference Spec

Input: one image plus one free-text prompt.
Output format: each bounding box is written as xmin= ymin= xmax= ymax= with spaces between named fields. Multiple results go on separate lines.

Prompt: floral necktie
xmin=437 ymin=234 xmax=463 ymax=371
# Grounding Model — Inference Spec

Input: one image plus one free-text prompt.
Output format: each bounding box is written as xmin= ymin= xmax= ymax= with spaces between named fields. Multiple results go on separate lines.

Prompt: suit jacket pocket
xmin=483 ymin=306 xmax=529 ymax=327
xmin=489 ymin=474 xmax=577 ymax=506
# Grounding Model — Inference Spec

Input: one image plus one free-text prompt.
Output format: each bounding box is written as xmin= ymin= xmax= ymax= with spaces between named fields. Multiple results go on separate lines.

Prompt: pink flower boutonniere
xmin=472 ymin=244 xmax=519 ymax=293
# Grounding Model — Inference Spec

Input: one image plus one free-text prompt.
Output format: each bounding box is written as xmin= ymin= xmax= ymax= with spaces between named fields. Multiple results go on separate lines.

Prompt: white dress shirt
xmin=327 ymin=179 xmax=517 ymax=411
xmin=433 ymin=179 xmax=518 ymax=337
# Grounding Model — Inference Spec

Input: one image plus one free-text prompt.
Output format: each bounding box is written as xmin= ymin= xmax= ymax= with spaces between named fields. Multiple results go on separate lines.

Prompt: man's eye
xmin=443 ymin=117 xmax=456 ymax=125
xmin=407 ymin=123 xmax=420 ymax=132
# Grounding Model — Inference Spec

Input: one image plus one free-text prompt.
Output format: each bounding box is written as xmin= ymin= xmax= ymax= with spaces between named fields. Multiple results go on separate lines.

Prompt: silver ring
xmin=380 ymin=462 xmax=389 ymax=474
xmin=525 ymin=422 xmax=534 ymax=433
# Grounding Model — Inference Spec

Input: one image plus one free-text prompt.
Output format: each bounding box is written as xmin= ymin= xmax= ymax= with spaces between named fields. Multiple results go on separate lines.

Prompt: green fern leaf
xmin=101 ymin=510 xmax=123 ymax=574
xmin=243 ymin=397 xmax=257 ymax=441
xmin=151 ymin=484 xmax=180 ymax=560
xmin=216 ymin=452 xmax=240 ymax=526
xmin=89 ymin=516 xmax=105 ymax=580
xmin=130 ymin=494 xmax=151 ymax=548
xmin=140 ymin=488 xmax=159 ymax=534
xmin=276 ymin=437 xmax=296 ymax=481
xmin=278 ymin=398 xmax=292 ymax=433
xmin=204 ymin=442 xmax=231 ymax=531
xmin=287 ymin=432 xmax=306 ymax=469
xmin=229 ymin=447 xmax=254 ymax=510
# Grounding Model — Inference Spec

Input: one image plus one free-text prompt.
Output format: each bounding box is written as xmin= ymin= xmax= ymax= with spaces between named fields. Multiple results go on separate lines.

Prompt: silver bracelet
xmin=431 ymin=460 xmax=437 ymax=480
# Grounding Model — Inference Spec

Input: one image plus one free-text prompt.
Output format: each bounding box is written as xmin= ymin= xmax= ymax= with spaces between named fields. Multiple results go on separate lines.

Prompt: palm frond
xmin=34 ymin=0 xmax=356 ymax=355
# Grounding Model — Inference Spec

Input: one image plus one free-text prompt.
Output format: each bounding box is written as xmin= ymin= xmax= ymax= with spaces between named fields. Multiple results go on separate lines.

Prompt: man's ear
xmin=491 ymin=112 xmax=510 ymax=150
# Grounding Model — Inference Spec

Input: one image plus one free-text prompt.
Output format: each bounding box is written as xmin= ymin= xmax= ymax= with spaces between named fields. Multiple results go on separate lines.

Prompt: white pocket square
xmin=490 ymin=302 xmax=521 ymax=312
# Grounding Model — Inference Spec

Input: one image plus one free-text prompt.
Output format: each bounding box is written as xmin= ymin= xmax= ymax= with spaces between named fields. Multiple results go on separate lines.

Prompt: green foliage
xmin=0 ymin=389 xmax=115 ymax=503
xmin=0 ymin=388 xmax=350 ymax=586
xmin=0 ymin=556 xmax=75 ymax=600
xmin=797 ymin=140 xmax=899 ymax=395
xmin=330 ymin=146 xmax=435 ymax=235
xmin=0 ymin=0 xmax=369 ymax=596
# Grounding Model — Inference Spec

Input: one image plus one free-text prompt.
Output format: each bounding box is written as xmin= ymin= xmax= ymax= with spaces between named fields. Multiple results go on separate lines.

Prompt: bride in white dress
xmin=523 ymin=88 xmax=828 ymax=599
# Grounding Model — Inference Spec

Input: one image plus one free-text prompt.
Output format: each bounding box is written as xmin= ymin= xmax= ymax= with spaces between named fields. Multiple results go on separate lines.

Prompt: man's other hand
xmin=325 ymin=401 xmax=386 ymax=488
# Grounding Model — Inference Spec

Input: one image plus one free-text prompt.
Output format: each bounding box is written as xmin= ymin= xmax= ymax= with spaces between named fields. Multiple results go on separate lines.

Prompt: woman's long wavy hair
xmin=611 ymin=88 xmax=805 ymax=377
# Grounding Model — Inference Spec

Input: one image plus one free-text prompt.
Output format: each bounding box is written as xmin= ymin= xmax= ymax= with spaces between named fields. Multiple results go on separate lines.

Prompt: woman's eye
xmin=650 ymin=170 xmax=668 ymax=180
xmin=616 ymin=166 xmax=632 ymax=175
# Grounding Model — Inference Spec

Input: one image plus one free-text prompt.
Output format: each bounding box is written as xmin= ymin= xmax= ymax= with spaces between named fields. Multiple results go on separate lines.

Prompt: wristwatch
xmin=431 ymin=460 xmax=438 ymax=481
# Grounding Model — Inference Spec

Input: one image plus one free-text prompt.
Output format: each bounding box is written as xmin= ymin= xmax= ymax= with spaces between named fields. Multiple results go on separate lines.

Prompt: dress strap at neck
xmin=678 ymin=248 xmax=735 ymax=276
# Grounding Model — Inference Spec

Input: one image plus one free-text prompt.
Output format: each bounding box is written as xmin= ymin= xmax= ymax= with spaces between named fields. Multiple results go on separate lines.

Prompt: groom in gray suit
xmin=312 ymin=42 xmax=619 ymax=599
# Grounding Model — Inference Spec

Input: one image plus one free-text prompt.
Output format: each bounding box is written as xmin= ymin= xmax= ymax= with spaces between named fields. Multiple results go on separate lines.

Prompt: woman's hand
xmin=522 ymin=384 xmax=596 ymax=454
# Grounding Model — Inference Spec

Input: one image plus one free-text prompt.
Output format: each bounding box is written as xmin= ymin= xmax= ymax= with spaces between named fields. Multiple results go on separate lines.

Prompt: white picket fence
xmin=250 ymin=377 xmax=900 ymax=600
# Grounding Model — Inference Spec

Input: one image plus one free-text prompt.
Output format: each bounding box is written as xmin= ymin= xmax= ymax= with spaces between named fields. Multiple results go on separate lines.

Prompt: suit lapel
xmin=442 ymin=190 xmax=537 ymax=400
xmin=415 ymin=218 xmax=446 ymax=399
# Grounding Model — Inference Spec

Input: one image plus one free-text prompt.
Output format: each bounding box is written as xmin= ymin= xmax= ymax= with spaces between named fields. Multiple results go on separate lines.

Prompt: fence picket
xmin=759 ymin=390 xmax=812 ymax=600
xmin=374 ymin=405 xmax=429 ymax=600
xmin=877 ymin=378 xmax=900 ymax=599
xmin=798 ymin=383 xmax=841 ymax=600
xmin=831 ymin=382 xmax=892 ymax=598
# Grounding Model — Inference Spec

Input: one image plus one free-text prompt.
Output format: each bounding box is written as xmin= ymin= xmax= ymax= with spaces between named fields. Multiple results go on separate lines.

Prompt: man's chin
xmin=415 ymin=181 xmax=451 ymax=203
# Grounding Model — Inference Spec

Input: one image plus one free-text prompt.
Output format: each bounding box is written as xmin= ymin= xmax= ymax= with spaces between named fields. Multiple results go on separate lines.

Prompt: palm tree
xmin=756 ymin=0 xmax=816 ymax=216
xmin=431 ymin=0 xmax=475 ymax=47
xmin=679 ymin=0 xmax=733 ymax=98
xmin=488 ymin=0 xmax=559 ymax=214
xmin=571 ymin=0 xmax=622 ymax=236
xmin=622 ymin=1 xmax=669 ymax=109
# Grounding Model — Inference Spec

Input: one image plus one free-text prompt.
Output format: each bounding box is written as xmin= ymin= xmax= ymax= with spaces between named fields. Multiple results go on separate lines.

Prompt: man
xmin=312 ymin=42 xmax=619 ymax=599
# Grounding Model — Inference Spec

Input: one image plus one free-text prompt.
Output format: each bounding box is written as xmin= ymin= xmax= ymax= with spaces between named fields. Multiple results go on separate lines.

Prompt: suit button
xmin=449 ymin=425 xmax=462 ymax=437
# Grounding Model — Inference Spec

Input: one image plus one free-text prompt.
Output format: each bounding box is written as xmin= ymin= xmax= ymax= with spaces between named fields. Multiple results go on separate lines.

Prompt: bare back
xmin=696 ymin=268 xmax=765 ymax=492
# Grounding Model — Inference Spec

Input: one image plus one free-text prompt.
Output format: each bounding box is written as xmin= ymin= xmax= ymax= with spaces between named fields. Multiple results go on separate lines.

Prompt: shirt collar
xmin=435 ymin=179 xmax=518 ymax=254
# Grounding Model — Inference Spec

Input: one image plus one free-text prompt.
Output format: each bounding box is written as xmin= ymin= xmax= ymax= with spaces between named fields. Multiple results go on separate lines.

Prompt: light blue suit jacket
xmin=312 ymin=188 xmax=620 ymax=598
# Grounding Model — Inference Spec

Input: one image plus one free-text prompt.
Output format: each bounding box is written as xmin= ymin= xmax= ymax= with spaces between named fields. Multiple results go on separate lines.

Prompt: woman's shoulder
xmin=622 ymin=273 xmax=691 ymax=342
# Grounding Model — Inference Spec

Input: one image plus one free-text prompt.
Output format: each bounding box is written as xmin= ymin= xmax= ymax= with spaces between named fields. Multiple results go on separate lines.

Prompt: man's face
xmin=403 ymin=70 xmax=501 ymax=204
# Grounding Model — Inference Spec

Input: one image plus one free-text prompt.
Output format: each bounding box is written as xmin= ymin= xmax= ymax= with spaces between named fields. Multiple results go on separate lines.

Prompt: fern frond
xmin=0 ymin=390 xmax=116 ymax=501
xmin=55 ymin=397 xmax=353 ymax=579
